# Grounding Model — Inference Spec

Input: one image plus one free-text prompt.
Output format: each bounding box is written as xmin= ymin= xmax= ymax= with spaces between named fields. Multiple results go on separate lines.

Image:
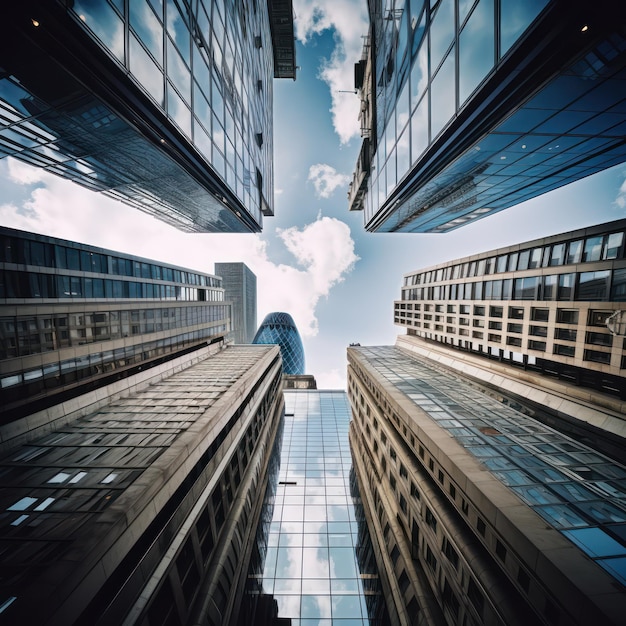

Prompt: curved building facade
xmin=252 ymin=312 xmax=305 ymax=375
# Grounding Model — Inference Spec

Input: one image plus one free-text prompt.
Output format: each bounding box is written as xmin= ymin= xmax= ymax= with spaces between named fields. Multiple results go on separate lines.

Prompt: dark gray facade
xmin=215 ymin=262 xmax=257 ymax=344
xmin=0 ymin=1 xmax=296 ymax=233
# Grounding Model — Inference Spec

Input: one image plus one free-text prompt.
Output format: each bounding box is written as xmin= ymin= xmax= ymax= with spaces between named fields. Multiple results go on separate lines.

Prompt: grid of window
xmin=1 ymin=229 xmax=222 ymax=301
xmin=0 ymin=1 xmax=287 ymax=232
xmin=258 ymin=391 xmax=387 ymax=624
xmin=361 ymin=1 xmax=626 ymax=233
xmin=0 ymin=346 xmax=278 ymax=623
xmin=252 ymin=312 xmax=305 ymax=376
xmin=360 ymin=346 xmax=626 ymax=586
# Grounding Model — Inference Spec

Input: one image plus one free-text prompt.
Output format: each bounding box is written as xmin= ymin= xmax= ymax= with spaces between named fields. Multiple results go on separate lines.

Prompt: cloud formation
xmin=1 ymin=159 xmax=358 ymax=339
xmin=615 ymin=176 xmax=626 ymax=210
xmin=295 ymin=0 xmax=368 ymax=143
xmin=308 ymin=163 xmax=350 ymax=198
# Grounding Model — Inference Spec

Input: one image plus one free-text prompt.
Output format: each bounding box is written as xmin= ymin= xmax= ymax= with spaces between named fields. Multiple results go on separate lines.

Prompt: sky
xmin=1 ymin=0 xmax=626 ymax=389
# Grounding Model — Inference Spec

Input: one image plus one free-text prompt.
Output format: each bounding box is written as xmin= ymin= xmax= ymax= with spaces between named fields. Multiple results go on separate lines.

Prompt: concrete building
xmin=215 ymin=262 xmax=257 ymax=344
xmin=242 ymin=389 xmax=391 ymax=625
xmin=347 ymin=219 xmax=626 ymax=625
xmin=0 ymin=227 xmax=290 ymax=625
xmin=394 ymin=219 xmax=626 ymax=407
xmin=348 ymin=343 xmax=626 ymax=626
xmin=348 ymin=0 xmax=626 ymax=233
xmin=0 ymin=1 xmax=296 ymax=233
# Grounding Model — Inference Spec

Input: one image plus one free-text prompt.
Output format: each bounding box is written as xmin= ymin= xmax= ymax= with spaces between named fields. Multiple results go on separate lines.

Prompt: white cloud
xmin=615 ymin=176 xmax=626 ymax=209
xmin=294 ymin=0 xmax=368 ymax=144
xmin=0 ymin=158 xmax=358 ymax=341
xmin=308 ymin=163 xmax=350 ymax=198
xmin=315 ymin=368 xmax=346 ymax=389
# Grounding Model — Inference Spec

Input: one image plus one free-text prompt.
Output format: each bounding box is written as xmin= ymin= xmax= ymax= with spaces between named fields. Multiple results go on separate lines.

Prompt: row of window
xmin=405 ymin=231 xmax=625 ymax=286
xmin=0 ymin=233 xmax=219 ymax=286
xmin=1 ymin=270 xmax=222 ymax=302
xmin=0 ymin=326 xmax=227 ymax=415
xmin=145 ymin=369 xmax=282 ymax=626
xmin=402 ymin=267 xmax=626 ymax=302
xmin=0 ymin=305 xmax=229 ymax=360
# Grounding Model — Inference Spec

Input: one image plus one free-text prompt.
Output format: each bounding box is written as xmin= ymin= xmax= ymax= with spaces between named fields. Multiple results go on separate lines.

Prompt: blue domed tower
xmin=252 ymin=312 xmax=305 ymax=375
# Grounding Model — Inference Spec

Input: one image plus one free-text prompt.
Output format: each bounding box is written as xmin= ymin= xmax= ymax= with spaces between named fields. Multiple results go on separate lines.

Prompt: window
xmin=517 ymin=568 xmax=530 ymax=592
xmin=582 ymin=236 xmax=603 ymax=262
xmin=509 ymin=307 xmax=524 ymax=319
xmin=528 ymin=340 xmax=546 ymax=351
xmin=584 ymin=349 xmax=611 ymax=364
xmin=612 ymin=268 xmax=626 ymax=301
xmin=588 ymin=310 xmax=612 ymax=326
xmin=554 ymin=344 xmax=575 ymax=357
xmin=442 ymin=537 xmax=459 ymax=569
xmin=549 ymin=243 xmax=566 ymax=266
xmin=529 ymin=325 xmax=547 ymax=337
xmin=489 ymin=306 xmax=503 ymax=318
xmin=531 ymin=308 xmax=549 ymax=322
xmin=604 ymin=232 xmax=624 ymax=259
xmin=586 ymin=331 xmax=612 ymax=347
xmin=425 ymin=545 xmax=437 ymax=572
xmin=425 ymin=507 xmax=437 ymax=531
xmin=566 ymin=239 xmax=583 ymax=264
xmin=495 ymin=539 xmax=507 ymax=562
xmin=577 ymin=271 xmax=610 ymax=301
xmin=507 ymin=323 xmax=523 ymax=334
xmin=555 ymin=328 xmax=577 ymax=341
xmin=476 ymin=517 xmax=486 ymax=536
xmin=557 ymin=274 xmax=575 ymax=300
xmin=542 ymin=274 xmax=557 ymax=300
xmin=442 ymin=579 xmax=460 ymax=618
xmin=514 ymin=276 xmax=538 ymax=300
xmin=468 ymin=578 xmax=484 ymax=614
xmin=557 ymin=309 xmax=578 ymax=324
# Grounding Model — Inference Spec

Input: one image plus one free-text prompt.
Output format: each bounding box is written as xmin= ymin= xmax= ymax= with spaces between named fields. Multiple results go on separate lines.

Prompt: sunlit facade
xmin=349 ymin=0 xmax=626 ymax=233
xmin=395 ymin=219 xmax=626 ymax=402
xmin=348 ymin=343 xmax=626 ymax=626
xmin=0 ymin=343 xmax=284 ymax=626
xmin=243 ymin=390 xmax=391 ymax=625
xmin=0 ymin=1 xmax=296 ymax=233
xmin=253 ymin=311 xmax=305 ymax=375
xmin=0 ymin=226 xmax=229 ymax=432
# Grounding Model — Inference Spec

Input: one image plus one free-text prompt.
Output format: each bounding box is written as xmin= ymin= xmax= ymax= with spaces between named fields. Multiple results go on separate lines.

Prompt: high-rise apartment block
xmin=0 ymin=1 xmax=296 ymax=233
xmin=348 ymin=0 xmax=626 ymax=233
xmin=347 ymin=220 xmax=626 ymax=626
xmin=215 ymin=262 xmax=257 ymax=344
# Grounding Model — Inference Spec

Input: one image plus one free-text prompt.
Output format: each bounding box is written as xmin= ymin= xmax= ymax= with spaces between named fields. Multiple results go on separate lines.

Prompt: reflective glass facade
xmin=253 ymin=311 xmax=305 ymax=375
xmin=249 ymin=390 xmax=390 ymax=625
xmin=0 ymin=227 xmax=229 ymax=423
xmin=348 ymin=344 xmax=626 ymax=625
xmin=349 ymin=0 xmax=626 ymax=233
xmin=0 ymin=1 xmax=296 ymax=233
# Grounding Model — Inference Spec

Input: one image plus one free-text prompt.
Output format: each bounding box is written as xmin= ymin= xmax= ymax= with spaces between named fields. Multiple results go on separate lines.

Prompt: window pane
xmin=459 ymin=0 xmax=495 ymax=103
xmin=582 ymin=236 xmax=603 ymax=262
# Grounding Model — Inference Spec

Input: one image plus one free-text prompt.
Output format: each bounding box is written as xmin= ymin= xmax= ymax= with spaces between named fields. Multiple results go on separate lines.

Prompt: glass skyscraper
xmin=348 ymin=0 xmax=626 ymax=233
xmin=253 ymin=311 xmax=305 ymax=375
xmin=246 ymin=390 xmax=391 ymax=625
xmin=0 ymin=1 xmax=295 ymax=233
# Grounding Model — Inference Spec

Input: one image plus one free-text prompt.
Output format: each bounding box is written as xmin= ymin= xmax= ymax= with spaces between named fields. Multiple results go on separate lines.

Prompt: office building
xmin=0 ymin=1 xmax=296 ymax=233
xmin=348 ymin=0 xmax=626 ymax=233
xmin=253 ymin=312 xmax=305 ymax=375
xmin=348 ymin=343 xmax=626 ymax=626
xmin=0 ymin=226 xmax=230 ymax=439
xmin=0 ymin=341 xmax=283 ymax=626
xmin=215 ymin=262 xmax=257 ymax=344
xmin=242 ymin=389 xmax=391 ymax=625
xmin=394 ymin=219 xmax=626 ymax=411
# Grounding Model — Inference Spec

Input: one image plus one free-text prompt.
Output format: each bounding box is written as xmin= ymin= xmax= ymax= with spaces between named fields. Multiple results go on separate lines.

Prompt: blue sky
xmin=1 ymin=0 xmax=626 ymax=388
